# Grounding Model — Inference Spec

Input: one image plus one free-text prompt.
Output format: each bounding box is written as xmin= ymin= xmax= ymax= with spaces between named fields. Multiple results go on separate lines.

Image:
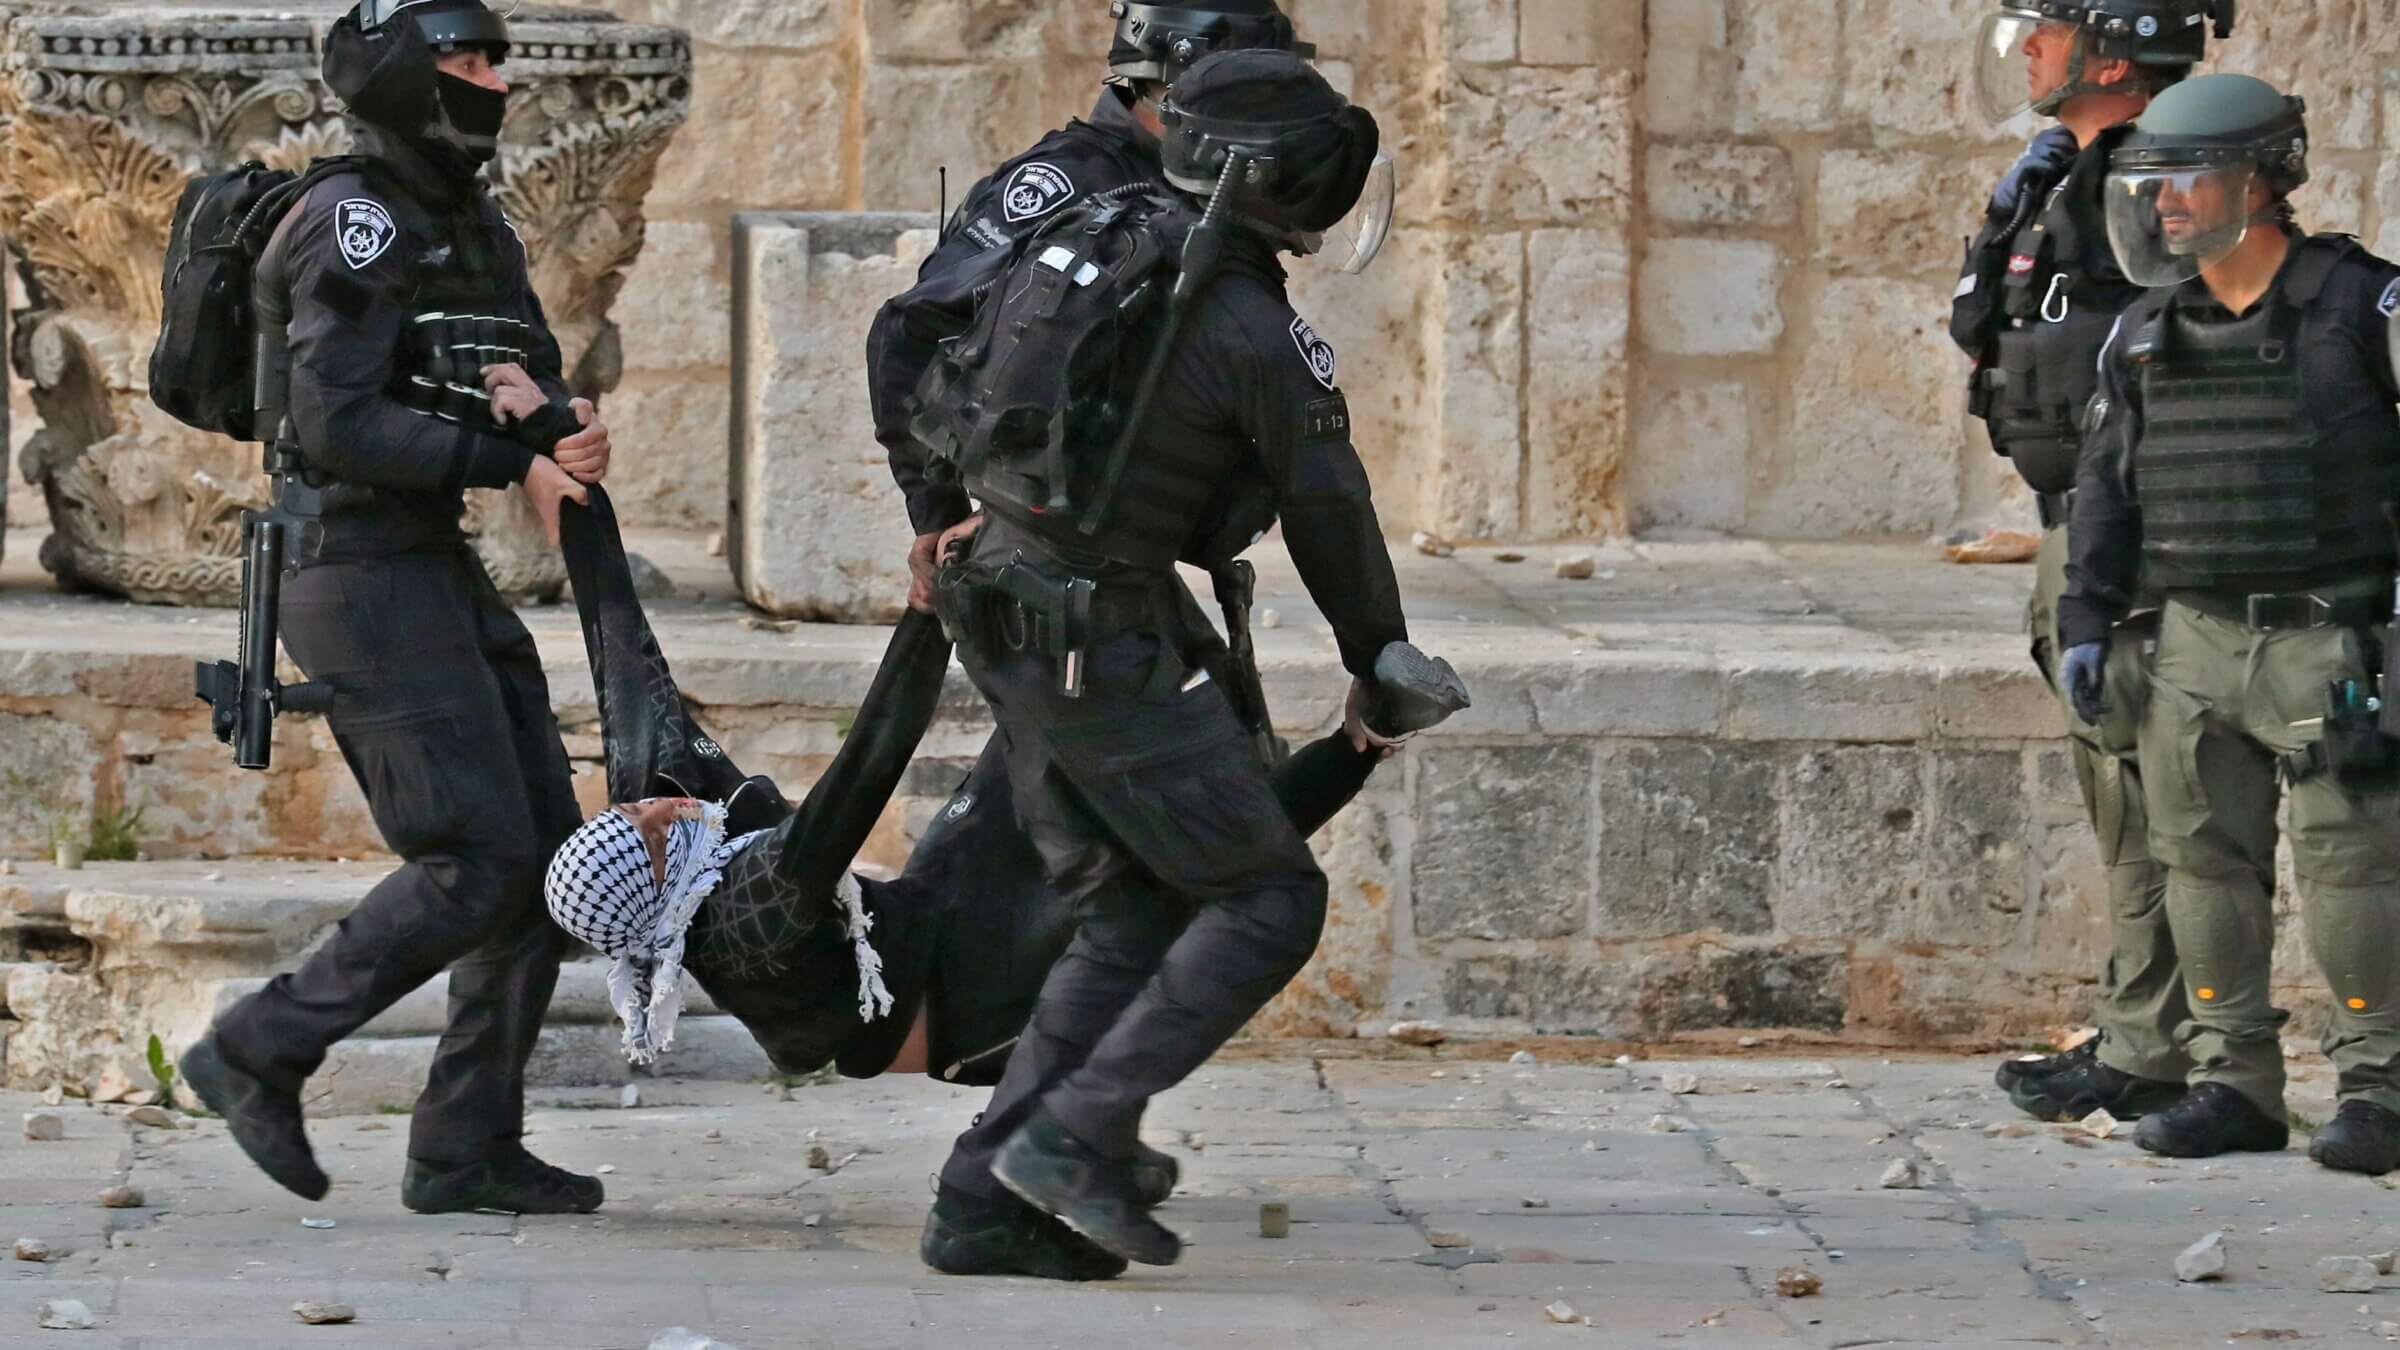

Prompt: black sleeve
xmin=2060 ymin=317 xmax=2143 ymax=650
xmin=2355 ymin=258 xmax=2400 ymax=404
xmin=275 ymin=184 xmax=537 ymax=492
xmin=1221 ymin=291 xmax=1408 ymax=681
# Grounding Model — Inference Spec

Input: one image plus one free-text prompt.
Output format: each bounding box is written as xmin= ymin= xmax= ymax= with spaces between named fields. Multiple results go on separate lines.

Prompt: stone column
xmin=0 ymin=2 xmax=687 ymax=605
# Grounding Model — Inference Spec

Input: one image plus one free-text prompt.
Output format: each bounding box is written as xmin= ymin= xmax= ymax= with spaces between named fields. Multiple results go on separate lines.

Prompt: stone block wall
xmin=563 ymin=0 xmax=2397 ymax=548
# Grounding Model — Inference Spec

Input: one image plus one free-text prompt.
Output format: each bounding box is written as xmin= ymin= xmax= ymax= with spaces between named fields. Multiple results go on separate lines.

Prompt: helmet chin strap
xmin=2031 ymin=40 xmax=2108 ymax=117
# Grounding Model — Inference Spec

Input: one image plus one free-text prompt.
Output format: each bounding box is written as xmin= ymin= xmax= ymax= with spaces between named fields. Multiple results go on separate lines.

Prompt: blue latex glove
xmin=1991 ymin=126 xmax=2079 ymax=216
xmin=2062 ymin=641 xmax=2108 ymax=724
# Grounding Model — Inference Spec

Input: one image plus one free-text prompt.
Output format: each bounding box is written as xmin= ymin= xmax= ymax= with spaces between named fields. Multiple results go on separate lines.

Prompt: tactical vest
xmin=1968 ymin=139 xmax=2144 ymax=493
xmin=389 ymin=196 xmax=527 ymax=427
xmin=2128 ymin=239 xmax=2400 ymax=588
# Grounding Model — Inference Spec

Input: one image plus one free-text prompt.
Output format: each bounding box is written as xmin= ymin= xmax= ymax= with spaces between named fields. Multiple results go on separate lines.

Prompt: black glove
xmin=505 ymin=400 xmax=580 ymax=457
xmin=1991 ymin=125 xmax=2077 ymax=216
xmin=2063 ymin=641 xmax=2108 ymax=725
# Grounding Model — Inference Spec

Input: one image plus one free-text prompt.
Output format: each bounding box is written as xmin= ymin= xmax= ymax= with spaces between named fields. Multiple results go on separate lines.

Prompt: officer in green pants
xmin=1954 ymin=0 xmax=2234 ymax=1121
xmin=2063 ymin=74 xmax=2400 ymax=1172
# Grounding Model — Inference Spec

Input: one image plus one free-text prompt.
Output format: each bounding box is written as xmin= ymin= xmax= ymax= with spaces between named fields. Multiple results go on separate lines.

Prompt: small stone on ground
xmin=292 ymin=1302 xmax=355 ymax=1325
xmin=2177 ymin=1231 xmax=2229 ymax=1282
xmin=38 ymin=1298 xmax=97 ymax=1330
xmin=1544 ymin=1300 xmax=1580 ymax=1324
xmin=1387 ymin=1020 xmax=1447 ymax=1047
xmin=23 ymin=1112 xmax=63 ymax=1141
xmin=1879 ymin=1158 xmax=1921 ymax=1189
xmin=14 ymin=1237 xmax=55 ymax=1262
xmin=1777 ymin=1267 xmax=1823 ymax=1298
xmin=2316 ymin=1255 xmax=2378 ymax=1293
xmin=97 ymin=1186 xmax=142 ymax=1209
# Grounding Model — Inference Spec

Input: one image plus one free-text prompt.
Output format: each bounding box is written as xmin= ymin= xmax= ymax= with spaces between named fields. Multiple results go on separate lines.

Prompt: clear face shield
xmin=2104 ymin=161 xmax=2262 ymax=287
xmin=1305 ymin=151 xmax=1395 ymax=275
xmin=1975 ymin=9 xmax=2074 ymax=123
xmin=364 ymin=0 xmax=518 ymax=25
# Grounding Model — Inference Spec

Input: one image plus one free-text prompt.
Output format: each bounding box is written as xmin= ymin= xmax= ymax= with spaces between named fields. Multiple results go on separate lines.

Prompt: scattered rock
xmin=1257 ymin=608 xmax=1281 ymax=629
xmin=1581 ymin=1139 xmax=1603 ymax=1152
xmin=39 ymin=1086 xmax=64 ymax=1107
xmin=125 ymin=1106 xmax=177 ymax=1129
xmin=651 ymin=1330 xmax=740 ymax=1350
xmin=737 ymin=616 xmax=798 ymax=634
xmin=1614 ymin=1054 xmax=1636 ymax=1067
xmin=702 ymin=1130 xmax=723 ymax=1143
xmin=620 ymin=1084 xmax=642 ymax=1108
xmin=1553 ymin=553 xmax=1597 ymax=581
xmin=1879 ymin=1159 xmax=1921 ymax=1190
xmin=14 ymin=1238 xmax=55 ymax=1263
xmin=37 ymin=1298 xmax=97 ymax=1330
xmin=1520 ymin=1197 xmax=1550 ymax=1209
xmin=2372 ymin=1252 xmax=2398 ymax=1276
xmin=1987 ymin=1123 xmax=2036 ymax=1139
xmin=801 ymin=1214 xmax=822 ymax=1229
xmin=89 ymin=1064 xmax=138 ymax=1105
xmin=1647 ymin=1115 xmax=1685 ymax=1133
xmin=1493 ymin=552 xmax=1526 ymax=564
xmin=1543 ymin=1301 xmax=1580 ymax=1325
xmin=1259 ymin=1202 xmax=1290 ymax=1239
xmin=806 ymin=1145 xmax=832 ymax=1171
xmin=300 ymin=1217 xmax=336 ymax=1230
xmin=292 ymin=1302 xmax=356 ymax=1326
xmin=424 ymin=1251 xmax=453 ymax=1278
xmin=1776 ymin=1268 xmax=1823 ymax=1298
xmin=2080 ymin=1108 xmax=2123 ymax=1140
xmin=1737 ymin=1036 xmax=1763 ymax=1049
xmin=1477 ymin=1302 xmax=1498 ymax=1312
xmin=595 ymin=1165 xmax=617 ymax=1175
xmin=2176 ymin=1232 xmax=2228 ymax=1283
xmin=0 ymin=859 xmax=11 ymax=874
xmin=704 ymin=531 xmax=725 ymax=558
xmin=2378 ymin=1321 xmax=2400 ymax=1341
xmin=1427 ymin=1230 xmax=1470 ymax=1249
xmin=122 ymin=1090 xmax=157 ymax=1108
xmin=1824 ymin=1079 xmax=1850 ymax=1089
xmin=97 ymin=1187 xmax=143 ymax=1210
xmin=1386 ymin=1020 xmax=1447 ymax=1047
xmin=1508 ymin=1050 xmax=1536 ymax=1066
xmin=624 ymin=552 xmax=674 ymax=600
xmin=23 ymin=1113 xmax=63 ymax=1142
xmin=1662 ymin=1073 xmax=1700 ymax=1095
xmin=1411 ymin=531 xmax=1456 ymax=558
xmin=2317 ymin=1255 xmax=2379 ymax=1293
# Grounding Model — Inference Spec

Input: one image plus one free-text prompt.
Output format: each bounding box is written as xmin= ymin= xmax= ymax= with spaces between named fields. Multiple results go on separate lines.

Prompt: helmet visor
xmin=364 ymin=0 xmax=517 ymax=28
xmin=1312 ymin=151 xmax=1394 ymax=275
xmin=2104 ymin=163 xmax=2259 ymax=287
xmin=1975 ymin=9 xmax=2064 ymax=123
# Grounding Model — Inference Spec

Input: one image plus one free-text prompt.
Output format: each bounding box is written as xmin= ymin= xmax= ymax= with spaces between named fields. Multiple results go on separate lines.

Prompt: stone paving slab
xmin=0 ymin=1052 xmax=2389 ymax=1348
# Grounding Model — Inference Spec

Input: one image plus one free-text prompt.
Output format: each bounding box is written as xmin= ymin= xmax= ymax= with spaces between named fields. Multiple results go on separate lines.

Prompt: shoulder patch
xmin=2378 ymin=277 xmax=2400 ymax=318
xmin=691 ymin=735 xmax=725 ymax=761
xmin=335 ymin=198 xmax=396 ymax=270
xmin=943 ymin=791 xmax=976 ymax=823
xmin=1001 ymin=162 xmax=1077 ymax=225
xmin=1304 ymin=394 xmax=1351 ymax=442
xmin=1289 ymin=316 xmax=1338 ymax=392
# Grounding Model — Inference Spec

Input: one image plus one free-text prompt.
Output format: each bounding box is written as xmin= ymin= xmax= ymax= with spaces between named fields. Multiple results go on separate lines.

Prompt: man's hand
xmin=1991 ymin=125 xmax=2078 ymax=216
xmin=482 ymin=363 xmax=545 ymax=425
xmin=2063 ymin=641 xmax=2109 ymax=725
xmin=553 ymin=398 xmax=610 ymax=484
xmin=937 ymin=512 xmax=985 ymax=567
xmin=1342 ymin=677 xmax=1406 ymax=759
xmin=907 ymin=532 xmax=942 ymax=614
xmin=523 ymin=454 xmax=589 ymax=547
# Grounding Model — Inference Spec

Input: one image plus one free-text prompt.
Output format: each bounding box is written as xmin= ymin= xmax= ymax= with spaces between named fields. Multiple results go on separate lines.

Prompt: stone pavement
xmin=0 ymin=1048 xmax=2390 ymax=1349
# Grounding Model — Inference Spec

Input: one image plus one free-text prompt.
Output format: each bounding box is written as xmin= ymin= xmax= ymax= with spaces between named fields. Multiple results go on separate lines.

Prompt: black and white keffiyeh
xmin=545 ymin=800 xmax=764 ymax=1065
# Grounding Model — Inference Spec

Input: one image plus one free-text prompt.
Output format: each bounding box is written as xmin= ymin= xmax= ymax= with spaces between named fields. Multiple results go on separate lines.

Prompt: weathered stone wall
xmin=573 ymin=0 xmax=2396 ymax=546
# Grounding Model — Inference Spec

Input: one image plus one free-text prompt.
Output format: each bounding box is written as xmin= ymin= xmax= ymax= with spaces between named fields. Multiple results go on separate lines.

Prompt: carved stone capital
xmin=0 ymin=3 xmax=688 ymax=604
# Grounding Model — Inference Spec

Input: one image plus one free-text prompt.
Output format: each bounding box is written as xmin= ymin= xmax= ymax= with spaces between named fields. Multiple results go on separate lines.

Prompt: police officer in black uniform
xmin=867 ymin=0 xmax=1312 ymax=608
xmin=2065 ymin=74 xmax=2400 ymax=1172
xmin=178 ymin=0 xmax=611 ymax=1215
xmin=1953 ymin=0 xmax=2227 ymax=1124
xmin=878 ymin=52 xmax=1411 ymax=1269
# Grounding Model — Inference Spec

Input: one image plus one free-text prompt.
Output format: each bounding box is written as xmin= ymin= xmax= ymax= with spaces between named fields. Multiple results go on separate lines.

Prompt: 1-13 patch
xmin=1289 ymin=316 xmax=1338 ymax=391
xmin=336 ymin=198 xmax=396 ymax=270
xmin=1001 ymin=162 xmax=1077 ymax=224
xmin=1304 ymin=394 xmax=1351 ymax=442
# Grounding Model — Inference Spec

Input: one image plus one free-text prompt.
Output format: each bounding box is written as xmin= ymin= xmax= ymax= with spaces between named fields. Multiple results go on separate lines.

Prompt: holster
xmin=1208 ymin=559 xmax=1286 ymax=768
xmin=934 ymin=551 xmax=1099 ymax=697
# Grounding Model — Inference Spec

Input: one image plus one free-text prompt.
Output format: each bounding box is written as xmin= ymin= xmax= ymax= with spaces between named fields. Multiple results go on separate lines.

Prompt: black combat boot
xmin=920 ymin=1183 xmax=1128 ymax=1281
xmin=992 ymin=1112 xmax=1183 ymax=1266
xmin=1132 ymin=1143 xmax=1180 ymax=1209
xmin=2309 ymin=1100 xmax=2400 ymax=1176
xmin=2133 ymin=1082 xmax=2290 ymax=1158
xmin=402 ymin=1148 xmax=604 ymax=1215
xmin=1993 ymin=1035 xmax=2098 ymax=1091
xmin=2007 ymin=1053 xmax=2183 ymax=1122
xmin=179 ymin=1033 xmax=329 ymax=1201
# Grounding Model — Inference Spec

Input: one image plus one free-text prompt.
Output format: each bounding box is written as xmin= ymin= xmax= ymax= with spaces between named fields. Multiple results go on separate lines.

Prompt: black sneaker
xmin=402 ymin=1149 xmax=604 ymax=1215
xmin=1133 ymin=1143 xmax=1180 ymax=1209
xmin=1993 ymin=1036 xmax=2098 ymax=1091
xmin=992 ymin=1112 xmax=1182 ymax=1266
xmin=2310 ymin=1100 xmax=2400 ymax=1176
xmin=2006 ymin=1054 xmax=2183 ymax=1123
xmin=2134 ymin=1083 xmax=2290 ymax=1159
xmin=179 ymin=1033 xmax=328 ymax=1201
xmin=920 ymin=1183 xmax=1127 ymax=1281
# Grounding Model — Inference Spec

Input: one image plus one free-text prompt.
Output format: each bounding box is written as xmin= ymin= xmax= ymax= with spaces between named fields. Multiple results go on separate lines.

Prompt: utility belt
xmin=2165 ymin=582 xmax=2387 ymax=634
xmin=2167 ymin=572 xmax=2400 ymax=788
xmin=933 ymin=550 xmax=1160 ymax=699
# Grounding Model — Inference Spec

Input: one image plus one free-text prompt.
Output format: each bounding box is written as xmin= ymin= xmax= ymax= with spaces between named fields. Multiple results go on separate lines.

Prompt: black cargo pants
xmin=215 ymin=545 xmax=582 ymax=1165
xmin=938 ymin=590 xmax=1329 ymax=1197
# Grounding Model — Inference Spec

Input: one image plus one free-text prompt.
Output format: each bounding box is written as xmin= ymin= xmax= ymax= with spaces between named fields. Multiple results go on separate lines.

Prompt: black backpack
xmin=906 ymin=185 xmax=1194 ymax=520
xmin=150 ymin=156 xmax=366 ymax=443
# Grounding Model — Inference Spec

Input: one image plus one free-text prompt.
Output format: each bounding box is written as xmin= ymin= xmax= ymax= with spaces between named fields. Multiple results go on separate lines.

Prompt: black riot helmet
xmin=324 ymin=0 xmax=513 ymax=168
xmin=1159 ymin=50 xmax=1391 ymax=271
xmin=1974 ymin=0 xmax=2232 ymax=123
xmin=2104 ymin=73 xmax=2307 ymax=286
xmin=1108 ymin=1 xmax=1315 ymax=86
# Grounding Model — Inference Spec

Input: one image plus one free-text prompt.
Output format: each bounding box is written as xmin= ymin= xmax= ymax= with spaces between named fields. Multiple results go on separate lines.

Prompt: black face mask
xmin=431 ymin=70 xmax=507 ymax=164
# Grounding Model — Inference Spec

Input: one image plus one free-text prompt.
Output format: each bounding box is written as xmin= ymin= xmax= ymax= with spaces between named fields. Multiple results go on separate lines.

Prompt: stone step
xmin=0 ymin=860 xmax=743 ymax=1098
